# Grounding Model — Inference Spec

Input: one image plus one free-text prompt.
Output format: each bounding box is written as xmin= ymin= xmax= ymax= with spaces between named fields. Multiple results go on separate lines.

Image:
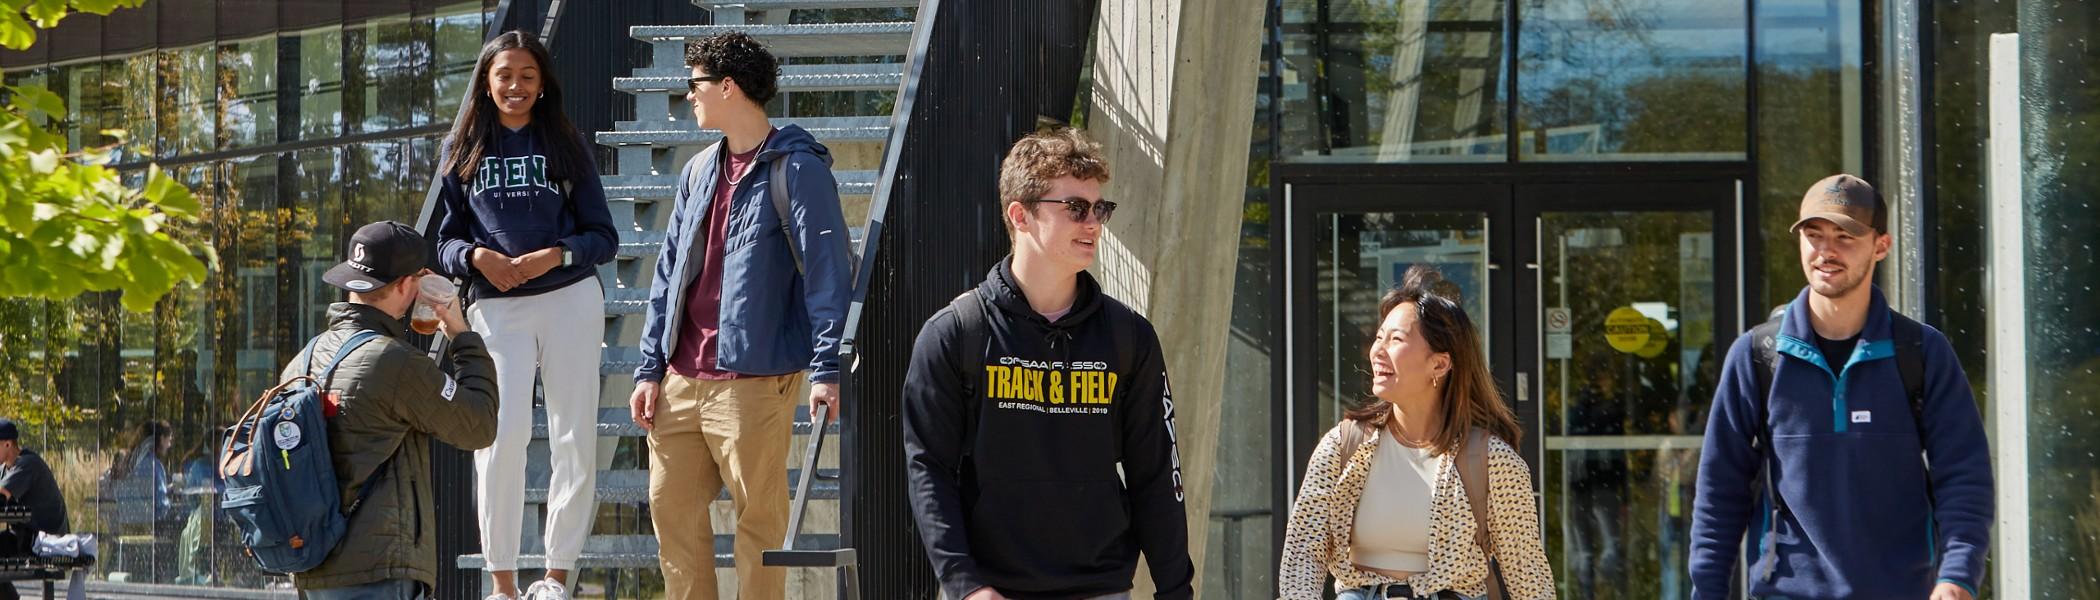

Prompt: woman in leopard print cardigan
xmin=1278 ymin=267 xmax=1554 ymax=600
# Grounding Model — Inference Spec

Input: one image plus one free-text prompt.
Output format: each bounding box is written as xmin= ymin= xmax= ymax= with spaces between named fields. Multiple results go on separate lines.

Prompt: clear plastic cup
xmin=411 ymin=276 xmax=457 ymax=335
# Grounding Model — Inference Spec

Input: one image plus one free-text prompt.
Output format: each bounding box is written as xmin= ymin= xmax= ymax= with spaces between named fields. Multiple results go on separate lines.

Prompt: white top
xmin=1350 ymin=432 xmax=1441 ymax=573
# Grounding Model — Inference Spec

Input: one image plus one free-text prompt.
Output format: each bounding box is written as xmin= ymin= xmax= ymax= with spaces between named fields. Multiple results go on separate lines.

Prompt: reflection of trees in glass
xmin=1754 ymin=68 xmax=1849 ymax=314
xmin=157 ymin=45 xmax=218 ymax=157
xmin=347 ymin=17 xmax=435 ymax=134
xmin=1519 ymin=0 xmax=1744 ymax=157
xmin=217 ymin=38 xmax=278 ymax=149
xmin=298 ymin=28 xmax=348 ymax=140
xmin=1286 ymin=0 xmax=1507 ymax=159
xmin=433 ymin=6 xmax=485 ymax=120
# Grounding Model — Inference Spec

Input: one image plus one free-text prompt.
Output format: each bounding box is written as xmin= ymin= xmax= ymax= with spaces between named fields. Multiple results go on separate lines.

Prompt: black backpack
xmin=1744 ymin=309 xmax=1929 ymax=581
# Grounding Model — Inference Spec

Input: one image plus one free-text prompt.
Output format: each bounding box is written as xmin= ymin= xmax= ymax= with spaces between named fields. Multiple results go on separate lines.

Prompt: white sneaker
xmin=523 ymin=578 xmax=570 ymax=600
xmin=483 ymin=594 xmax=517 ymax=600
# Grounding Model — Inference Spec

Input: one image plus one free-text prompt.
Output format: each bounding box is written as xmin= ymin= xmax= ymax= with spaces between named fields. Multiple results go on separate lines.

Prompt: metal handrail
xmin=761 ymin=1 xmax=942 ymax=597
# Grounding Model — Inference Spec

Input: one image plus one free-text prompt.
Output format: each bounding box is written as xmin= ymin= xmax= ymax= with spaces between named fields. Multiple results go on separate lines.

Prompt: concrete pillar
xmin=1085 ymin=0 xmax=1266 ymax=596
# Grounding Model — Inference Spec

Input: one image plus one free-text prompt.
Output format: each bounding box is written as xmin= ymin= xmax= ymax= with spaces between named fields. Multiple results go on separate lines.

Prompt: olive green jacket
xmin=279 ymin=302 xmax=498 ymax=590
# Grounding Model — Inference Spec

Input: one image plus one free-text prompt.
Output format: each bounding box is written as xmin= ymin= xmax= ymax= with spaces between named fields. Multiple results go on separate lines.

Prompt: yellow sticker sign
xmin=1637 ymin=318 xmax=1671 ymax=358
xmin=1604 ymin=307 xmax=1652 ymax=353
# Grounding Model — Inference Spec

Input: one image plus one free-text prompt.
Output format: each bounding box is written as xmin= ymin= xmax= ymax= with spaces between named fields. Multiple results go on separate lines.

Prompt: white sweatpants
xmin=468 ymin=276 xmax=604 ymax=572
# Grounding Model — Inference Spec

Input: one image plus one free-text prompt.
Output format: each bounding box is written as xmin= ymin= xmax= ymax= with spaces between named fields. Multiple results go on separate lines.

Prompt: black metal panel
xmin=218 ymin=0 xmax=277 ymax=40
xmin=101 ymin=2 xmax=158 ymax=55
xmin=43 ymin=15 xmax=100 ymax=64
xmin=842 ymin=1 xmax=1097 ymax=597
xmin=157 ymin=0 xmax=216 ymax=47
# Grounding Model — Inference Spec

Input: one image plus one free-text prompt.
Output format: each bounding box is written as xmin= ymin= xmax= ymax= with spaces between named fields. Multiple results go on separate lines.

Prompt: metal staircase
xmin=451 ymin=1 xmax=919 ymax=596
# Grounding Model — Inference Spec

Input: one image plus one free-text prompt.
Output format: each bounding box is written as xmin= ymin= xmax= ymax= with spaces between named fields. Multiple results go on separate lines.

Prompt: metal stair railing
xmin=762 ymin=1 xmax=940 ymax=598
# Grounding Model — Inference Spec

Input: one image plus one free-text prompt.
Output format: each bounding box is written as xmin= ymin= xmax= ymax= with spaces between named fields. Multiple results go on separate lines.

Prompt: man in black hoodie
xmin=903 ymin=128 xmax=1193 ymax=600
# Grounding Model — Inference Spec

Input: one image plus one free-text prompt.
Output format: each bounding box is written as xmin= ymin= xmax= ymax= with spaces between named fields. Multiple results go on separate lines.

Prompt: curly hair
xmin=997 ymin=127 xmax=1111 ymax=239
xmin=685 ymin=31 xmax=780 ymax=105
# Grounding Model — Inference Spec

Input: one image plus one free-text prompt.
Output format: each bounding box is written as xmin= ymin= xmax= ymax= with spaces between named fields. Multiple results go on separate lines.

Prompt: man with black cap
xmin=0 ymin=419 xmax=68 ymax=539
xmin=0 ymin=419 xmax=67 ymax=600
xmin=293 ymin=221 xmax=501 ymax=599
xmin=1689 ymin=175 xmax=1993 ymax=600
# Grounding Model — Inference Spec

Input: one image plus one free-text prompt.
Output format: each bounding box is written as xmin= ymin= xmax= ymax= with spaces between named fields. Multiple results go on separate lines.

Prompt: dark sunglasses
xmin=686 ymin=75 xmax=726 ymax=93
xmin=1024 ymin=197 xmax=1117 ymax=224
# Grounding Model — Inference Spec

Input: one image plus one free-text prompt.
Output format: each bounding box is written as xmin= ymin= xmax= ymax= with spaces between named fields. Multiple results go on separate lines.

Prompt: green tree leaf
xmin=26 ymin=0 xmax=69 ymax=28
xmin=0 ymin=11 xmax=34 ymax=51
xmin=6 ymin=85 xmax=63 ymax=118
xmin=0 ymin=1 xmax=211 ymax=311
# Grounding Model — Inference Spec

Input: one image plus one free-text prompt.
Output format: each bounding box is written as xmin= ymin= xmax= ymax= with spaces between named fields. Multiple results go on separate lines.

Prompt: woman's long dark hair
xmin=109 ymin=420 xmax=172 ymax=479
xmin=441 ymin=31 xmax=593 ymax=185
xmin=1344 ymin=265 xmax=1524 ymax=455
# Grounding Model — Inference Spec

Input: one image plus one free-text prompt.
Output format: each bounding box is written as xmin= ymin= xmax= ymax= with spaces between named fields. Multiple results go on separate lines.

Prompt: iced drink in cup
xmin=411 ymin=275 xmax=458 ymax=336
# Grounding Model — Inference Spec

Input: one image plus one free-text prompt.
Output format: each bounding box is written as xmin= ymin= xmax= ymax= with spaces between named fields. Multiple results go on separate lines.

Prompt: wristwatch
xmin=560 ymin=247 xmax=574 ymax=268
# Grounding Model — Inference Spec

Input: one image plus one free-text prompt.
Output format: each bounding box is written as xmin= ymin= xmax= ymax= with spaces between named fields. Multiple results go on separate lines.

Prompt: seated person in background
xmin=0 ymin=419 xmax=68 ymax=539
xmin=0 ymin=419 xmax=70 ymax=600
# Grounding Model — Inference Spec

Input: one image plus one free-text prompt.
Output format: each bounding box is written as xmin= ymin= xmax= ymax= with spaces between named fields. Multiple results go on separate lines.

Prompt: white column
xmin=1986 ymin=31 xmax=2029 ymax=600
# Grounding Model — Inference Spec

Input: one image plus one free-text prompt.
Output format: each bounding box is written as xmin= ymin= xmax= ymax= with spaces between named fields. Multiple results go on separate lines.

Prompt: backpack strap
xmin=1334 ymin=418 xmax=1376 ymax=468
xmin=311 ymin=330 xmax=392 ymax=516
xmin=1890 ymin=313 xmax=1936 ymax=524
xmin=950 ymin=291 xmax=987 ymax=459
xmin=1744 ymin=314 xmax=1787 ymax=583
xmin=312 ymin=331 xmax=385 ymax=391
xmin=1109 ymin=308 xmax=1138 ymax=462
xmin=1890 ymin=314 xmax=1928 ymax=437
xmin=770 ymin=158 xmax=803 ymax=275
xmin=1458 ymin=427 xmax=1509 ymax=600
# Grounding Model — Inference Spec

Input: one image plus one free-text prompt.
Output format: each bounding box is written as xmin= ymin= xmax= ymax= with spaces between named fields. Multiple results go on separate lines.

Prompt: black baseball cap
xmin=0 ymin=419 xmax=18 ymax=442
xmin=323 ymin=221 xmax=430 ymax=293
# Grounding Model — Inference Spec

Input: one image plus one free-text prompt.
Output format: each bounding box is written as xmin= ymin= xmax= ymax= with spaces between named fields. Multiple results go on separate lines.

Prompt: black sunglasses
xmin=1024 ymin=197 xmax=1117 ymax=224
xmin=686 ymin=75 xmax=725 ymax=93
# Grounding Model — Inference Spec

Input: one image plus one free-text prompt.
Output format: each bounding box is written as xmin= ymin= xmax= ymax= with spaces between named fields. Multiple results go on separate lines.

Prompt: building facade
xmin=1203 ymin=1 xmax=2100 ymax=599
xmin=1 ymin=0 xmax=2095 ymax=598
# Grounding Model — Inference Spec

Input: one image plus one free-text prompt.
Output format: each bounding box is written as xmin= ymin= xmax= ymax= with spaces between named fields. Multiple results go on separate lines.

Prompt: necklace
xmin=1385 ymin=419 xmax=1436 ymax=448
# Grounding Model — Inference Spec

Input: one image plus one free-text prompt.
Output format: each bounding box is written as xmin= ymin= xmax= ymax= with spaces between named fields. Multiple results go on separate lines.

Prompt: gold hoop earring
xmin=1432 ymin=374 xmax=1443 ymax=388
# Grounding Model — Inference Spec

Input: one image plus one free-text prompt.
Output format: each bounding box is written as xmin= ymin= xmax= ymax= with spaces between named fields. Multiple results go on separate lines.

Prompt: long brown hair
xmin=440 ymin=31 xmax=593 ymax=185
xmin=1344 ymin=265 xmax=1523 ymax=455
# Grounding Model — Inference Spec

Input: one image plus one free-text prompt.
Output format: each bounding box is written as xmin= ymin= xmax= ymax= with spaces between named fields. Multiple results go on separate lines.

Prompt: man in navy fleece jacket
xmin=1690 ymin=174 xmax=1992 ymax=600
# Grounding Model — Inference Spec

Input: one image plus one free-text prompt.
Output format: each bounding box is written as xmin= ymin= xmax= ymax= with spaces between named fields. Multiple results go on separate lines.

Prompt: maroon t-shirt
xmin=668 ymin=137 xmax=768 ymax=379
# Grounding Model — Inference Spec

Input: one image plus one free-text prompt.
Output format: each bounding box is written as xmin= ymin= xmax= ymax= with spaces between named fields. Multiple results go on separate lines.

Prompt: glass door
xmin=1516 ymin=182 xmax=1740 ymax=600
xmin=1281 ymin=184 xmax=1517 ymax=500
xmin=1277 ymin=179 xmax=1741 ymax=599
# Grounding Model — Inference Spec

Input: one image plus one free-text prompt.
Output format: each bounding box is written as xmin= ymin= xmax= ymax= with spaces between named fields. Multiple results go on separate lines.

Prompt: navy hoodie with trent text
xmin=434 ymin=124 xmax=617 ymax=298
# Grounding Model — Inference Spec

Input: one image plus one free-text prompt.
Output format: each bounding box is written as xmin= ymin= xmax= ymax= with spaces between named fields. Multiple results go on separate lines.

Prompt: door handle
xmin=1516 ymin=372 xmax=1530 ymax=402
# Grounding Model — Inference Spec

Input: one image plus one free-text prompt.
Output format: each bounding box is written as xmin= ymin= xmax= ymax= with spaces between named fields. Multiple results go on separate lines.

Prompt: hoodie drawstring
xmin=1047 ymin=328 xmax=1075 ymax=404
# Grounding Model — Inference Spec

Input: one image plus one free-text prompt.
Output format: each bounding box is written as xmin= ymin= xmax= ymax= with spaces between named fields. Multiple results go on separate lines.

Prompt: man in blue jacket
xmin=1689 ymin=174 xmax=1992 ymax=600
xmin=626 ymin=32 xmax=853 ymax=600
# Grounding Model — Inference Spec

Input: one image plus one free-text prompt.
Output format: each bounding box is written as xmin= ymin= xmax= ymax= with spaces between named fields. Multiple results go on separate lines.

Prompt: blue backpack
xmin=217 ymin=330 xmax=386 ymax=574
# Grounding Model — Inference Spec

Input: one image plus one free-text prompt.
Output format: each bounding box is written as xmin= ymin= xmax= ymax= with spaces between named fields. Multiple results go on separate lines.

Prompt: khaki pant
xmin=649 ymin=372 xmax=800 ymax=600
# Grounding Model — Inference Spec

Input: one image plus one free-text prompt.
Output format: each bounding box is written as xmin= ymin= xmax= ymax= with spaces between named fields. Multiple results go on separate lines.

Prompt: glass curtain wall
xmin=0 ymin=3 xmax=485 ymax=592
xmin=1228 ymin=1 xmax=1867 ymax=599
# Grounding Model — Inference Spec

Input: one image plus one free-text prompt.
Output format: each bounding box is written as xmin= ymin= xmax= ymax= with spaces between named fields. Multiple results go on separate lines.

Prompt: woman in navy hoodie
xmin=433 ymin=30 xmax=616 ymax=600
